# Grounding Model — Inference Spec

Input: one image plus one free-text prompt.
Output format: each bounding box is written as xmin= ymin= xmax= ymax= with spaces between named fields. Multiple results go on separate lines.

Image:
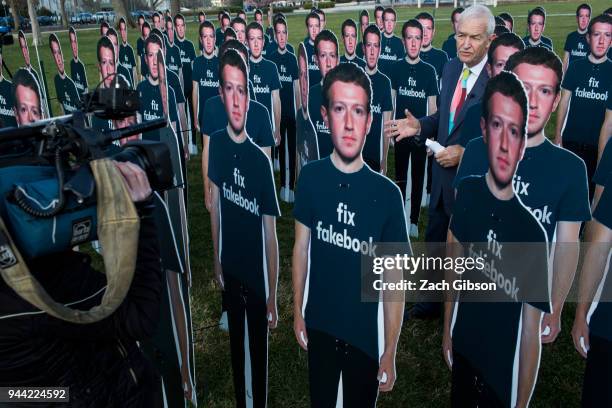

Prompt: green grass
xmin=4 ymin=1 xmax=610 ymax=405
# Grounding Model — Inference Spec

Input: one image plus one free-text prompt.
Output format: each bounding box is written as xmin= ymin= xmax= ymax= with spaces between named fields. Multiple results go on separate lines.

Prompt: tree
xmin=26 ymin=0 xmax=40 ymax=46
xmin=170 ymin=0 xmax=179 ymax=17
xmin=7 ymin=0 xmax=20 ymax=34
xmin=59 ymin=0 xmax=67 ymax=28
xmin=111 ymin=0 xmax=133 ymax=27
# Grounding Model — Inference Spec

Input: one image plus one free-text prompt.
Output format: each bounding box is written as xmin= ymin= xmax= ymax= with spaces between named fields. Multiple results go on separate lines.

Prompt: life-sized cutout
xmin=18 ymin=30 xmax=48 ymax=118
xmin=295 ymin=42 xmax=319 ymax=177
xmin=12 ymin=68 xmax=43 ymax=127
xmin=68 ymin=26 xmax=89 ymax=96
xmin=140 ymin=46 xmax=197 ymax=408
xmin=444 ymin=71 xmax=551 ymax=408
xmin=49 ymin=33 xmax=81 ymax=115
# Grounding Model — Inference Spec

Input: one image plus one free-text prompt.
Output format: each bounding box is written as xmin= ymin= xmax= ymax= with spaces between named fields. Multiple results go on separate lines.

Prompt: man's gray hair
xmin=459 ymin=5 xmax=495 ymax=36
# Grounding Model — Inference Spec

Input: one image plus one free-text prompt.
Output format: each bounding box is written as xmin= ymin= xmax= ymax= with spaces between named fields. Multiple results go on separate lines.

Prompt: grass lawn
xmin=3 ymin=1 xmax=609 ymax=405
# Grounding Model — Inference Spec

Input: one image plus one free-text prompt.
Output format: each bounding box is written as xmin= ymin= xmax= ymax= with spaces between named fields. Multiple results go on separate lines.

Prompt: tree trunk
xmin=8 ymin=0 xmax=19 ymax=34
xmin=59 ymin=0 xmax=68 ymax=28
xmin=170 ymin=0 xmax=179 ymax=18
xmin=112 ymin=0 xmax=133 ymax=27
xmin=26 ymin=0 xmax=40 ymax=46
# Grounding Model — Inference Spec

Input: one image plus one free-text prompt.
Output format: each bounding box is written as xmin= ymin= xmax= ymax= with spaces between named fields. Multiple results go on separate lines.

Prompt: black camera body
xmin=0 ymin=87 xmax=174 ymax=258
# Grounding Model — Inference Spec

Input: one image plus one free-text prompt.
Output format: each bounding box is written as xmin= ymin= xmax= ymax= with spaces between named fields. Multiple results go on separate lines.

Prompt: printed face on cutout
xmin=481 ymin=92 xmax=525 ymax=188
xmin=201 ymin=27 xmax=216 ymax=55
xmin=488 ymin=45 xmax=520 ymax=77
xmin=232 ymin=22 xmax=246 ymax=45
xmin=69 ymin=31 xmax=78 ymax=59
xmin=50 ymin=39 xmax=64 ymax=75
xmin=248 ymin=28 xmax=264 ymax=59
xmin=404 ymin=27 xmax=423 ymax=60
xmin=528 ymin=14 xmax=544 ymax=41
xmin=577 ymin=8 xmax=590 ymax=31
xmin=14 ymin=82 xmax=41 ymax=126
xmin=364 ymin=32 xmax=380 ymax=70
xmin=99 ymin=45 xmax=116 ymax=88
xmin=375 ymin=10 xmax=383 ymax=29
xmin=322 ymin=81 xmax=372 ymax=164
xmin=307 ymin=17 xmax=320 ymax=42
xmin=417 ymin=18 xmax=434 ymax=48
xmin=360 ymin=15 xmax=369 ymax=35
xmin=343 ymin=25 xmax=357 ymax=56
xmin=383 ymin=12 xmax=395 ymax=35
xmin=175 ymin=18 xmax=186 ymax=40
xmin=275 ymin=23 xmax=288 ymax=50
xmin=146 ymin=41 xmax=162 ymax=80
xmin=316 ymin=40 xmax=338 ymax=78
xmin=220 ymin=64 xmax=249 ymax=134
xmin=511 ymin=63 xmax=560 ymax=137
xmin=298 ymin=45 xmax=309 ymax=109
xmin=587 ymin=22 xmax=612 ymax=59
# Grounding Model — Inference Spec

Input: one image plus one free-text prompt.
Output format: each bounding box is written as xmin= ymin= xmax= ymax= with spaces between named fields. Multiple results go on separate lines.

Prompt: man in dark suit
xmin=385 ymin=5 xmax=495 ymax=318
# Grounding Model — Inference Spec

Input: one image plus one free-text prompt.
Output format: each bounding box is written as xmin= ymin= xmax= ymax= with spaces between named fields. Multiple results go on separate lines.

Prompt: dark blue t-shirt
xmin=340 ymin=54 xmax=366 ymax=69
xmin=69 ymin=58 xmax=88 ymax=96
xmin=137 ymin=78 xmax=179 ymax=133
xmin=561 ymin=58 xmax=612 ymax=146
xmin=215 ymin=27 xmax=225 ymax=48
xmin=137 ymin=37 xmax=148 ymax=77
xmin=201 ymin=95 xmax=274 ymax=149
xmin=363 ymin=70 xmax=393 ymax=166
xmin=308 ymin=82 xmax=333 ymax=158
xmin=390 ymin=59 xmax=438 ymax=120
xmin=455 ymin=137 xmax=591 ymax=240
xmin=54 ymin=74 xmax=81 ymax=114
xmin=587 ymin=175 xmax=612 ymax=342
xmin=378 ymin=34 xmax=405 ymax=79
xmin=442 ymin=33 xmax=457 ymax=59
xmin=165 ymin=43 xmax=182 ymax=79
xmin=564 ymin=30 xmax=589 ymax=64
xmin=175 ymin=37 xmax=196 ymax=93
xmin=119 ymin=43 xmax=137 ymax=85
xmin=302 ymin=39 xmax=321 ymax=89
xmin=293 ymin=157 xmax=408 ymax=360
xmin=208 ymin=128 xmax=280 ymax=298
xmin=419 ymin=47 xmax=447 ymax=89
xmin=266 ymin=49 xmax=299 ymax=121
xmin=450 ymin=176 xmax=550 ymax=407
xmin=0 ymin=77 xmax=16 ymax=127
xmin=523 ymin=35 xmax=553 ymax=51
xmin=296 ymin=108 xmax=319 ymax=168
xmin=249 ymin=57 xmax=281 ymax=126
xmin=594 ymin=137 xmax=612 ymax=187
xmin=192 ymin=54 xmax=219 ymax=128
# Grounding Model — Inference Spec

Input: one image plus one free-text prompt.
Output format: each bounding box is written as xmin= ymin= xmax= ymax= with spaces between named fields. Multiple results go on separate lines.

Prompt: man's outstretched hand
xmin=384 ymin=109 xmax=421 ymax=141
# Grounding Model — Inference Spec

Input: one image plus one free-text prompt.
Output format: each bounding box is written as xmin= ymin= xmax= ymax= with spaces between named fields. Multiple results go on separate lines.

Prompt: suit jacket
xmin=418 ymin=57 xmax=489 ymax=215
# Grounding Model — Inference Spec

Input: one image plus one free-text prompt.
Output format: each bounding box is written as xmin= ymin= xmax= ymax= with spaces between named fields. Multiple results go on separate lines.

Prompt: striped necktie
xmin=449 ymin=67 xmax=470 ymax=133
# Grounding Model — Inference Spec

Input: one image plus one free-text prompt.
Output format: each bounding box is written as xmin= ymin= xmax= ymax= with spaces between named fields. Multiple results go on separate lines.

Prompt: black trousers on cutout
xmin=280 ymin=115 xmax=297 ymax=191
xmin=307 ymin=328 xmax=379 ymax=408
xmin=564 ymin=141 xmax=598 ymax=201
xmin=582 ymin=334 xmax=612 ymax=407
xmin=225 ymin=274 xmax=269 ymax=408
xmin=451 ymin=352 xmax=504 ymax=408
xmin=394 ymin=138 xmax=427 ymax=225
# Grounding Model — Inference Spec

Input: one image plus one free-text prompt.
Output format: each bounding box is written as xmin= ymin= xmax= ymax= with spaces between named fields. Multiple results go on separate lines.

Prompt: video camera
xmin=0 ymin=86 xmax=174 ymax=259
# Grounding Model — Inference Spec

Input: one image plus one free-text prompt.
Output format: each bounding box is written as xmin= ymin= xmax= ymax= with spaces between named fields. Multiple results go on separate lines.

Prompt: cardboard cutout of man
xmin=295 ymin=42 xmax=319 ymax=180
xmin=106 ymin=28 xmax=134 ymax=89
xmin=361 ymin=24 xmax=393 ymax=174
xmin=267 ymin=17 xmax=300 ymax=203
xmin=293 ymin=62 xmax=408 ymax=407
xmin=308 ymin=29 xmax=339 ymax=159
xmin=378 ymin=8 xmax=405 ymax=79
xmin=18 ymin=30 xmax=48 ymax=118
xmin=49 ymin=33 xmax=80 ymax=115
xmin=523 ymin=7 xmax=554 ymax=50
xmin=174 ymin=13 xmax=197 ymax=154
xmin=68 ymin=27 xmax=88 ymax=97
xmin=208 ymin=49 xmax=280 ymax=408
xmin=456 ymin=47 xmax=591 ymax=344
xmin=390 ymin=19 xmax=439 ymax=239
xmin=302 ymin=12 xmax=321 ymax=89
xmin=444 ymin=71 xmax=550 ymax=407
xmin=340 ymin=19 xmax=366 ymax=69
xmin=555 ymin=14 xmax=612 ymax=200
xmin=118 ymin=18 xmax=137 ymax=86
xmin=12 ymin=68 xmax=42 ymax=126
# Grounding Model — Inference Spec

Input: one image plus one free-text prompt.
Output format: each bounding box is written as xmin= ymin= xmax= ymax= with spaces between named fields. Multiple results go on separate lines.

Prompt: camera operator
xmin=0 ymin=162 xmax=164 ymax=407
